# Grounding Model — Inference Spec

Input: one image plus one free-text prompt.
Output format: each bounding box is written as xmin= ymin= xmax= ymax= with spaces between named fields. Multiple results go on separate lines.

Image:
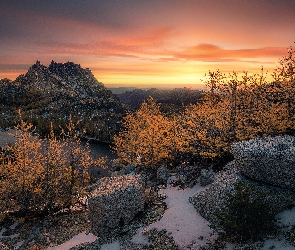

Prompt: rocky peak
xmin=31 ymin=60 xmax=41 ymax=69
xmin=49 ymin=61 xmax=84 ymax=78
xmin=47 ymin=60 xmax=105 ymax=96
xmin=12 ymin=60 xmax=108 ymax=98
xmin=15 ymin=60 xmax=59 ymax=90
xmin=0 ymin=60 xmax=125 ymax=142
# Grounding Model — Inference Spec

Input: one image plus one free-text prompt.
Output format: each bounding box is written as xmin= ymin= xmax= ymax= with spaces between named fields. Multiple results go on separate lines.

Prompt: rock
xmin=189 ymin=162 xmax=295 ymax=225
xmin=123 ymin=164 xmax=136 ymax=174
xmin=231 ymin=135 xmax=295 ymax=191
xmin=143 ymin=228 xmax=179 ymax=250
xmin=120 ymin=240 xmax=147 ymax=250
xmin=199 ymin=169 xmax=215 ymax=187
xmin=0 ymin=242 xmax=10 ymax=250
xmin=156 ymin=165 xmax=169 ymax=184
xmin=173 ymin=164 xmax=200 ymax=188
xmin=70 ymin=239 xmax=102 ymax=250
xmin=114 ymin=163 xmax=137 ymax=176
xmin=87 ymin=175 xmax=145 ymax=237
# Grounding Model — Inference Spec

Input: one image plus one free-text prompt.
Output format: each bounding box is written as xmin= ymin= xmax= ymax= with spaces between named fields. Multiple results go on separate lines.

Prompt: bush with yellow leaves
xmin=0 ymin=116 xmax=106 ymax=220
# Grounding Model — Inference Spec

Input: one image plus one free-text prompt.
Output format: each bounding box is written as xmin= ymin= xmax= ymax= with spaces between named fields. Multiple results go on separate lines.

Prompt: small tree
xmin=211 ymin=182 xmax=276 ymax=243
xmin=273 ymin=45 xmax=295 ymax=82
xmin=0 ymin=117 xmax=106 ymax=219
xmin=113 ymin=97 xmax=183 ymax=170
xmin=181 ymin=67 xmax=295 ymax=159
xmin=0 ymin=120 xmax=43 ymax=216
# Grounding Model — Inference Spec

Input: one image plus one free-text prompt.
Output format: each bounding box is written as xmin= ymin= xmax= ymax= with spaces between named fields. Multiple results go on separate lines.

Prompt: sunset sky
xmin=0 ymin=0 xmax=294 ymax=89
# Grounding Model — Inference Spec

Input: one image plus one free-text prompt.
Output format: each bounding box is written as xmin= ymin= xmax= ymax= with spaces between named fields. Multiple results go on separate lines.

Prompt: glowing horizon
xmin=0 ymin=1 xmax=294 ymax=88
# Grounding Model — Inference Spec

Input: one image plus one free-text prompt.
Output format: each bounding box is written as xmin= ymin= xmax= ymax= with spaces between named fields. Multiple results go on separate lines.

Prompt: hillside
xmin=0 ymin=61 xmax=125 ymax=142
xmin=117 ymin=88 xmax=204 ymax=110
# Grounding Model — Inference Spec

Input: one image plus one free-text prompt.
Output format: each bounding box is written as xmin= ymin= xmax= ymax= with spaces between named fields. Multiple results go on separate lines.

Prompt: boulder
xmin=231 ymin=135 xmax=295 ymax=191
xmin=189 ymin=162 xmax=295 ymax=225
xmin=156 ymin=165 xmax=169 ymax=184
xmin=199 ymin=169 xmax=215 ymax=187
xmin=87 ymin=175 xmax=145 ymax=236
xmin=116 ymin=163 xmax=136 ymax=175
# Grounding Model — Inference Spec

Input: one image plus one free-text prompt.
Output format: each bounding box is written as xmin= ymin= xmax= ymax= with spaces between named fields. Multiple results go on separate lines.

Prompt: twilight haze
xmin=0 ymin=0 xmax=294 ymax=89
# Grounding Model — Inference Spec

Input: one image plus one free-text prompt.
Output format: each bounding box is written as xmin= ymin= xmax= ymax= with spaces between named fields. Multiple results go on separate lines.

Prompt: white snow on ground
xmin=100 ymin=240 xmax=120 ymax=250
xmin=131 ymin=183 xmax=214 ymax=249
xmin=45 ymin=184 xmax=212 ymax=250
xmin=43 ymin=184 xmax=295 ymax=250
xmin=261 ymin=239 xmax=295 ymax=250
xmin=260 ymin=207 xmax=295 ymax=250
xmin=277 ymin=206 xmax=295 ymax=227
xmin=47 ymin=232 xmax=97 ymax=250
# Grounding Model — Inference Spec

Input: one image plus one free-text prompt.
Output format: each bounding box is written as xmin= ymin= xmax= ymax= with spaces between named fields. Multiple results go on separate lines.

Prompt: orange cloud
xmin=33 ymin=32 xmax=172 ymax=59
xmin=117 ymin=27 xmax=176 ymax=46
xmin=171 ymin=44 xmax=287 ymax=62
xmin=36 ymin=40 xmax=286 ymax=65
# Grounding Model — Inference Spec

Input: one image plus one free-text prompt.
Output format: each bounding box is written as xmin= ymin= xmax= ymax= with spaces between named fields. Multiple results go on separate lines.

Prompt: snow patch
xmin=262 ymin=239 xmax=295 ymax=250
xmin=132 ymin=183 xmax=214 ymax=249
xmin=100 ymin=240 xmax=120 ymax=250
xmin=47 ymin=232 xmax=97 ymax=250
xmin=276 ymin=206 xmax=295 ymax=227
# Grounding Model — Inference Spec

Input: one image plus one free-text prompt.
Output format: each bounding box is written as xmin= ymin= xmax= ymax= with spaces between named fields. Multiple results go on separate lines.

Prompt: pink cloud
xmin=171 ymin=44 xmax=287 ymax=62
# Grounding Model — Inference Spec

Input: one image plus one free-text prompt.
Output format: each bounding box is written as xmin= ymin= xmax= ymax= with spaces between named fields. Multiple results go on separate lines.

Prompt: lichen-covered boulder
xmin=189 ymin=162 xmax=295 ymax=225
xmin=231 ymin=135 xmax=295 ymax=191
xmin=199 ymin=169 xmax=215 ymax=187
xmin=156 ymin=165 xmax=169 ymax=184
xmin=87 ymin=175 xmax=145 ymax=236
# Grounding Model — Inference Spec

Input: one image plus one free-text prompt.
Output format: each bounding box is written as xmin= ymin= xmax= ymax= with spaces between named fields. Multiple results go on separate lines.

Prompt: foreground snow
xmin=46 ymin=184 xmax=213 ymax=250
xmin=132 ymin=183 xmax=213 ymax=249
xmin=47 ymin=232 xmax=97 ymax=250
xmin=45 ymin=184 xmax=295 ymax=250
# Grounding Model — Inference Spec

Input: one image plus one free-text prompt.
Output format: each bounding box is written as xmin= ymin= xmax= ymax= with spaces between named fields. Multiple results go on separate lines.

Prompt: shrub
xmin=211 ymin=181 xmax=276 ymax=243
xmin=0 ymin=118 xmax=105 ymax=220
xmin=113 ymin=97 xmax=185 ymax=172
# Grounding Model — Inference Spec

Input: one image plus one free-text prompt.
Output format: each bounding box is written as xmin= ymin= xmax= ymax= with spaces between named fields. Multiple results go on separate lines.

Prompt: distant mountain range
xmin=0 ymin=61 xmax=124 ymax=142
xmin=116 ymin=88 xmax=204 ymax=110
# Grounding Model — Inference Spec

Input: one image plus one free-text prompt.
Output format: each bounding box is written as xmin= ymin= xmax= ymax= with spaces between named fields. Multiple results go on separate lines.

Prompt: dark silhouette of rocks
xmin=0 ymin=61 xmax=124 ymax=142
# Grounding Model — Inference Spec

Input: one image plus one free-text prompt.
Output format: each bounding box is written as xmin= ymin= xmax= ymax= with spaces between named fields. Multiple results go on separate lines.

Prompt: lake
xmin=86 ymin=139 xmax=116 ymax=160
xmin=0 ymin=129 xmax=116 ymax=160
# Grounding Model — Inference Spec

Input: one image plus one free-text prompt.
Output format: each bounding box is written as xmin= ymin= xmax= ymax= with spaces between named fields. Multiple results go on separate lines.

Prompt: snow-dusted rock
xmin=87 ymin=175 xmax=145 ymax=237
xmin=156 ymin=165 xmax=169 ymax=184
xmin=190 ymin=162 xmax=295 ymax=225
xmin=231 ymin=135 xmax=295 ymax=191
xmin=199 ymin=169 xmax=215 ymax=187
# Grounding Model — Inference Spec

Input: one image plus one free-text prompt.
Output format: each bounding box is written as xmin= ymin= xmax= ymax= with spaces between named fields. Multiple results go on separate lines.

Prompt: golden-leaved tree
xmin=0 ymin=120 xmax=43 ymax=217
xmin=181 ymin=68 xmax=289 ymax=158
xmin=273 ymin=46 xmax=295 ymax=82
xmin=113 ymin=46 xmax=295 ymax=164
xmin=0 ymin=117 xmax=106 ymax=219
xmin=113 ymin=97 xmax=185 ymax=169
xmin=182 ymin=46 xmax=295 ymax=159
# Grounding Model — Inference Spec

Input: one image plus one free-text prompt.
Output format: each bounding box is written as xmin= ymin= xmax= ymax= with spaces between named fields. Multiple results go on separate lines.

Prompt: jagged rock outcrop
xmin=232 ymin=135 xmax=295 ymax=191
xmin=156 ymin=165 xmax=169 ymax=184
xmin=190 ymin=136 xmax=295 ymax=225
xmin=0 ymin=61 xmax=125 ymax=142
xmin=199 ymin=168 xmax=215 ymax=187
xmin=190 ymin=162 xmax=295 ymax=225
xmin=87 ymin=175 xmax=145 ymax=237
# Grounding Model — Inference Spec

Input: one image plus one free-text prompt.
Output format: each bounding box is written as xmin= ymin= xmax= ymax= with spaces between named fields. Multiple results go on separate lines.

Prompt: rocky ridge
xmin=189 ymin=135 xmax=295 ymax=245
xmin=0 ymin=61 xmax=124 ymax=142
